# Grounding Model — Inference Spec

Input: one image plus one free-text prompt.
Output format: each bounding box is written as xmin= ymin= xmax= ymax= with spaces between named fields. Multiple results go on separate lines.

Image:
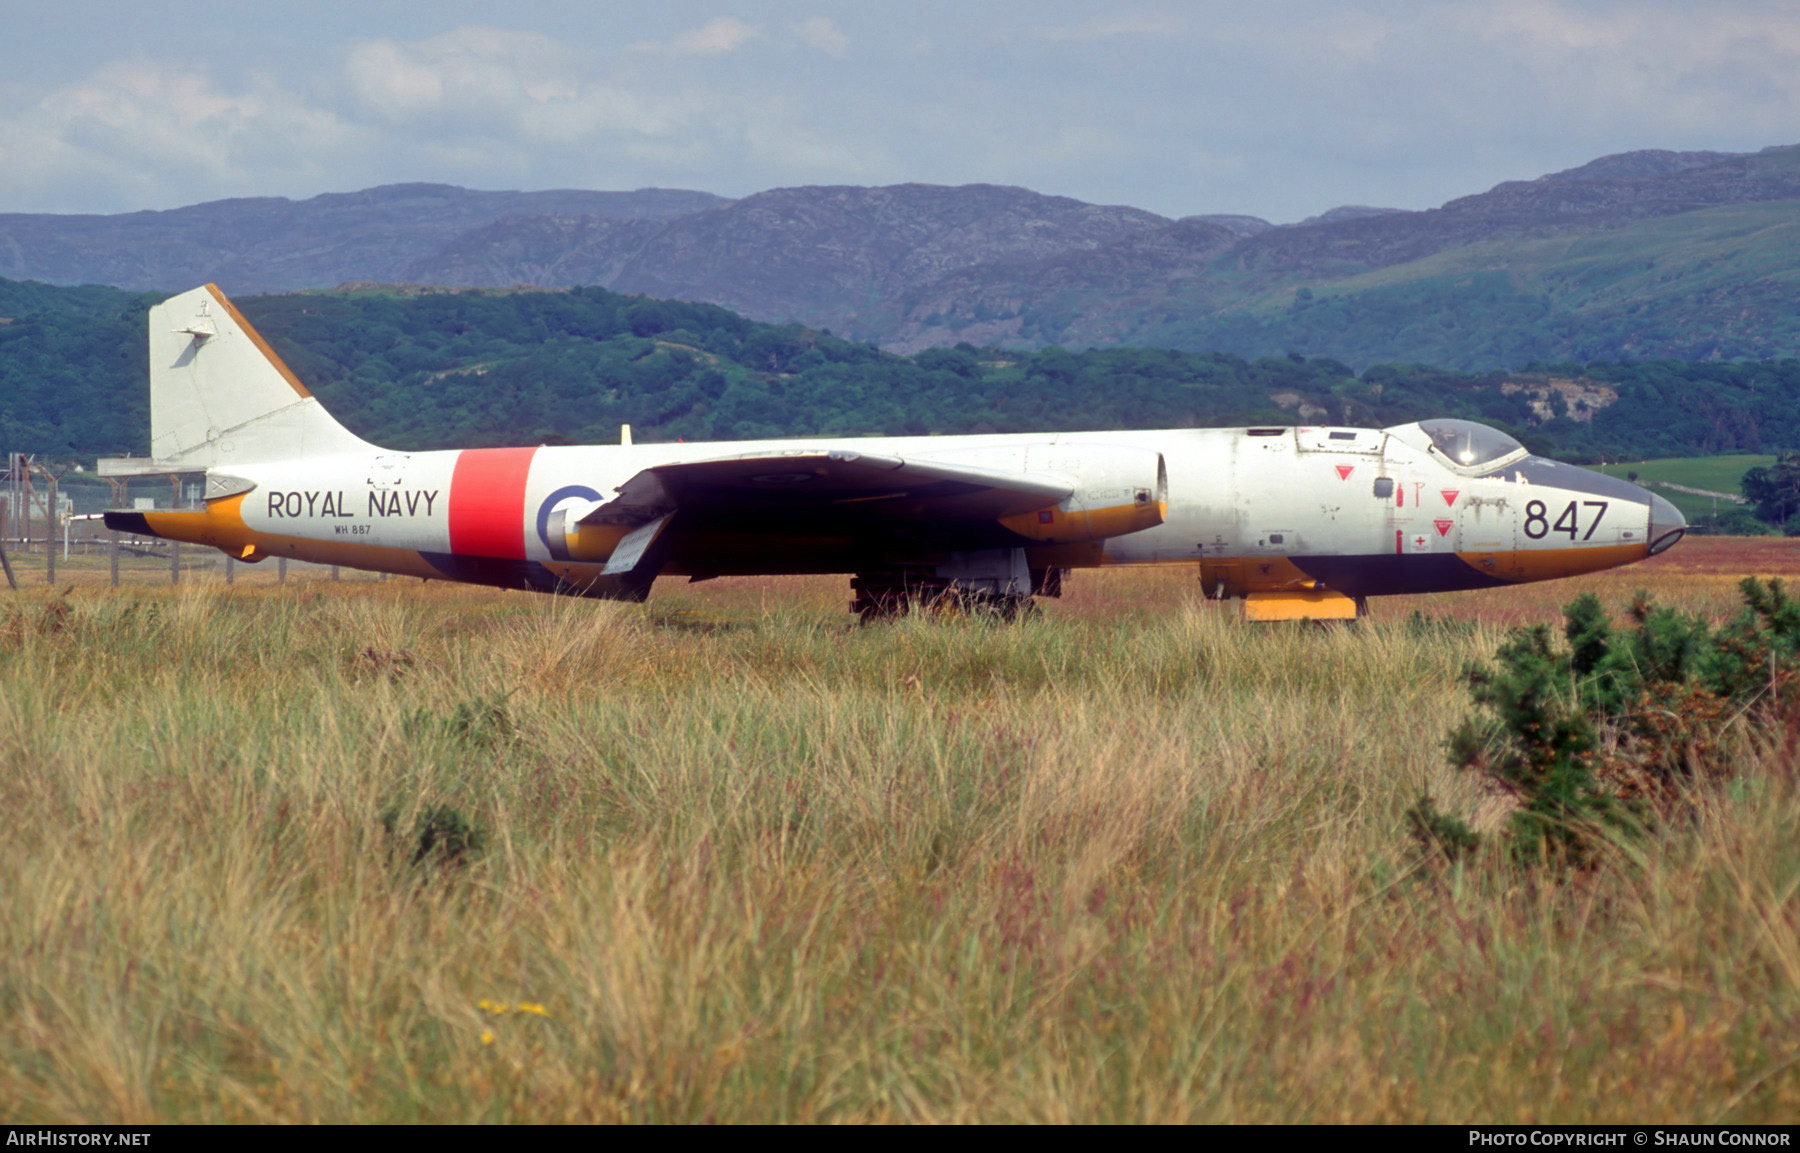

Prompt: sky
xmin=1 ymin=1 xmax=1796 ymax=223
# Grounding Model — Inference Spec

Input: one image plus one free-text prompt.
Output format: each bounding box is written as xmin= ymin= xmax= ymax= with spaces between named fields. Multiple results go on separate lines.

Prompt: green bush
xmin=1702 ymin=508 xmax=1772 ymax=536
xmin=382 ymin=804 xmax=488 ymax=869
xmin=1415 ymin=579 xmax=1800 ymax=868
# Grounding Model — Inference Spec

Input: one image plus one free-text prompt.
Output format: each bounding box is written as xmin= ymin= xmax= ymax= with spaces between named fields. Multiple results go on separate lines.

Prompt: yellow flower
xmin=517 ymin=1002 xmax=550 ymax=1017
xmin=480 ymin=1030 xmax=495 ymax=1045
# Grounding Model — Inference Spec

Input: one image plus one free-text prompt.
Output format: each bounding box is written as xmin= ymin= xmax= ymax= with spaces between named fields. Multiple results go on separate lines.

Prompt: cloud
xmin=1444 ymin=0 xmax=1800 ymax=127
xmin=1 ymin=4 xmax=1796 ymax=224
xmin=0 ymin=58 xmax=362 ymax=212
xmin=642 ymin=17 xmax=761 ymax=56
xmin=338 ymin=26 xmax=718 ymax=161
xmin=1197 ymin=1 xmax=1800 ymax=158
xmin=345 ymin=27 xmax=579 ymax=122
xmin=329 ymin=22 xmax=883 ymax=192
xmin=793 ymin=16 xmax=850 ymax=57
xmin=0 ymin=24 xmax=754 ymax=212
xmin=1029 ymin=13 xmax=1184 ymax=43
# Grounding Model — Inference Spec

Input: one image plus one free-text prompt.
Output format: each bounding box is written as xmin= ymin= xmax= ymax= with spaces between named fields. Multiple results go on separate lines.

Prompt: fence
xmin=0 ymin=527 xmax=375 ymax=590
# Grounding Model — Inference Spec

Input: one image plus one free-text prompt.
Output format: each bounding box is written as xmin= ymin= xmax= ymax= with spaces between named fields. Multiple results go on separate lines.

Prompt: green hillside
xmin=0 ymin=280 xmax=158 ymax=455
xmin=1120 ymin=199 xmax=1800 ymax=370
xmin=4 ymin=277 xmax=1800 ymax=472
xmin=1595 ymin=454 xmax=1771 ymax=523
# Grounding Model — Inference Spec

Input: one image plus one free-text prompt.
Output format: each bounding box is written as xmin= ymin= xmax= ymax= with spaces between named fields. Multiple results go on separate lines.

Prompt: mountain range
xmin=2 ymin=145 xmax=1798 ymax=370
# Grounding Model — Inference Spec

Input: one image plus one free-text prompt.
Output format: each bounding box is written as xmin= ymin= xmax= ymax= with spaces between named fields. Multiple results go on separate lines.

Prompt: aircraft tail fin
xmin=148 ymin=284 xmax=375 ymax=469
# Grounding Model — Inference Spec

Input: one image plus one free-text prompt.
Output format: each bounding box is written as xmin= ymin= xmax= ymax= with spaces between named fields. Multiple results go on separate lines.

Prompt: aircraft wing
xmin=577 ymin=449 xmax=1072 ymax=529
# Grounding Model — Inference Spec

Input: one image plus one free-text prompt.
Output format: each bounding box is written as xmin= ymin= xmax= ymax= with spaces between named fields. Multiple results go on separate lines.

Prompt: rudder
xmin=149 ymin=284 xmax=375 ymax=469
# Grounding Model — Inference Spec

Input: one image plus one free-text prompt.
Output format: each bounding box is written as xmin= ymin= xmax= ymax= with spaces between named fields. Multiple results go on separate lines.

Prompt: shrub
xmin=406 ymin=693 xmax=516 ymax=748
xmin=1415 ymin=579 xmax=1800 ymax=868
xmin=1706 ymin=508 xmax=1772 ymax=536
xmin=381 ymin=803 xmax=488 ymax=869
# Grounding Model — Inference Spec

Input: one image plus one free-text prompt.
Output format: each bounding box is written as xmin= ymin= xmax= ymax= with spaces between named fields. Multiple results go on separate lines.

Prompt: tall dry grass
xmin=1 ymin=560 xmax=1796 ymax=1121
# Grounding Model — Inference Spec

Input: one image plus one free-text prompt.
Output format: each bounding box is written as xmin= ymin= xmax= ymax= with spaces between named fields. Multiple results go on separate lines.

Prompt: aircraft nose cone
xmin=1647 ymin=490 xmax=1686 ymax=555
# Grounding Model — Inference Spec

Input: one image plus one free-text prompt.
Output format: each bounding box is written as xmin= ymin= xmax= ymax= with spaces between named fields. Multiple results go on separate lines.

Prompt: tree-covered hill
xmin=2 ymin=278 xmax=1798 ymax=468
xmin=0 ymin=279 xmax=159 ymax=455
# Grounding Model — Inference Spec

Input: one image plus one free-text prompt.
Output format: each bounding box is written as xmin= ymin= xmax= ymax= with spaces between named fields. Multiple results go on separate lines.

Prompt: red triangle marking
xmin=1334 ymin=464 xmax=1354 ymax=481
xmin=1440 ymin=489 xmax=1460 ymax=506
xmin=1434 ymin=519 xmax=1454 ymax=537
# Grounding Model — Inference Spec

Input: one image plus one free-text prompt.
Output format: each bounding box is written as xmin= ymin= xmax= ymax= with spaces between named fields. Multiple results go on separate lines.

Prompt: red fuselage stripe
xmin=448 ymin=447 xmax=539 ymax=559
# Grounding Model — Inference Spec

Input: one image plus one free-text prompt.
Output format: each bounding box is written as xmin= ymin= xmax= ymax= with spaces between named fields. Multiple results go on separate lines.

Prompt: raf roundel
xmin=536 ymin=484 xmax=605 ymax=553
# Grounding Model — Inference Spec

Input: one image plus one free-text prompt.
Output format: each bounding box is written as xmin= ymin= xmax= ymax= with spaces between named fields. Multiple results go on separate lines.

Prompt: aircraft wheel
xmin=991 ymin=594 xmax=1035 ymax=623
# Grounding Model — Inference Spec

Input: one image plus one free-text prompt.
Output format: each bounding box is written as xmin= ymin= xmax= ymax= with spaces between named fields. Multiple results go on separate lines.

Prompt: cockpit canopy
xmin=1390 ymin=419 xmax=1528 ymax=472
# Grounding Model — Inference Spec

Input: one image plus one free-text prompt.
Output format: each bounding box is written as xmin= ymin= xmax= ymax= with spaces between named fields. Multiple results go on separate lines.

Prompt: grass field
xmin=3 ymin=538 xmax=1799 ymax=1122
xmin=1594 ymin=456 xmax=1772 ymax=524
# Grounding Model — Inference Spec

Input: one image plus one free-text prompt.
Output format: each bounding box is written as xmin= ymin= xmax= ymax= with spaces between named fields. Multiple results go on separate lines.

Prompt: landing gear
xmin=850 ymin=570 xmax=1035 ymax=623
xmin=851 ymin=549 xmax=1055 ymax=624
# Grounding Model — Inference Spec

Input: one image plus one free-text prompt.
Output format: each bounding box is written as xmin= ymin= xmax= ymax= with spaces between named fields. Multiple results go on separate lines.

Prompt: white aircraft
xmin=102 ymin=285 xmax=1685 ymax=620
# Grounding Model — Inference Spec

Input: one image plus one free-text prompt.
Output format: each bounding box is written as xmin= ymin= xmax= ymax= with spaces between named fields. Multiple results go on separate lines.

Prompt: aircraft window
xmin=1245 ymin=428 xmax=1287 ymax=437
xmin=1418 ymin=419 xmax=1525 ymax=469
xmin=1329 ymin=431 xmax=1357 ymax=440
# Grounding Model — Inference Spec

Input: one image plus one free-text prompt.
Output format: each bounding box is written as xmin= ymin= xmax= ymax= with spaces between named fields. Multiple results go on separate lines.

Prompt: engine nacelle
xmin=544 ymin=506 xmax=631 ymax=562
xmin=999 ymin=445 xmax=1167 ymax=544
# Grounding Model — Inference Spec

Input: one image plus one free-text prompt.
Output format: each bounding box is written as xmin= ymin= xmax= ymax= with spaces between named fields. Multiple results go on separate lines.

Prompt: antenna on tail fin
xmin=143 ymin=284 xmax=375 ymax=470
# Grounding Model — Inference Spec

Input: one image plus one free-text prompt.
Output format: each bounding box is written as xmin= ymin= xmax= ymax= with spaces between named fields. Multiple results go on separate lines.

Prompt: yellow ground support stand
xmin=1242 ymin=589 xmax=1361 ymax=622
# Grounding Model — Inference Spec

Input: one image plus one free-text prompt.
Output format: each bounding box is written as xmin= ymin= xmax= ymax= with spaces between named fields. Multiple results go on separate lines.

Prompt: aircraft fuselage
xmin=115 ymin=422 xmax=1685 ymax=604
xmin=100 ymin=285 xmax=1685 ymax=617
